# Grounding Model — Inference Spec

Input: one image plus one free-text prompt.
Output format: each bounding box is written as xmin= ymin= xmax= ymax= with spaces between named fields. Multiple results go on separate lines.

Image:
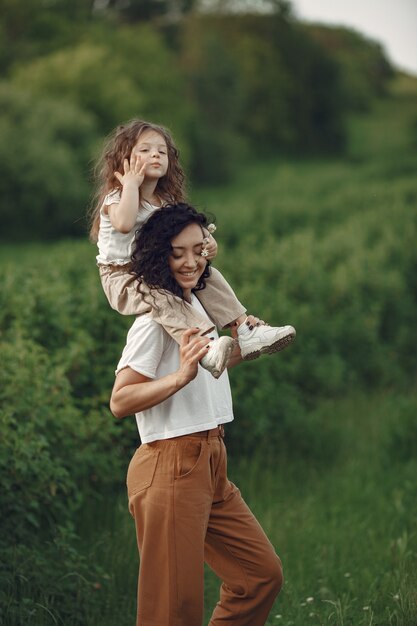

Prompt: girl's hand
xmin=177 ymin=329 xmax=211 ymax=387
xmin=114 ymin=154 xmax=147 ymax=188
xmin=245 ymin=315 xmax=268 ymax=330
xmin=201 ymin=234 xmax=218 ymax=260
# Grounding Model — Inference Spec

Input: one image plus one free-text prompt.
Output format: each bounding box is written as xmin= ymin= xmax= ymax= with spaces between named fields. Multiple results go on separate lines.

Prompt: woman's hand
xmin=114 ymin=153 xmax=147 ymax=188
xmin=176 ymin=328 xmax=211 ymax=387
xmin=201 ymin=234 xmax=218 ymax=260
xmin=110 ymin=329 xmax=211 ymax=418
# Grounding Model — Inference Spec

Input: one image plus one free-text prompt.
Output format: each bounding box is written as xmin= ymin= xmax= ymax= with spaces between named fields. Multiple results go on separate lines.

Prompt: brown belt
xmin=188 ymin=425 xmax=225 ymax=439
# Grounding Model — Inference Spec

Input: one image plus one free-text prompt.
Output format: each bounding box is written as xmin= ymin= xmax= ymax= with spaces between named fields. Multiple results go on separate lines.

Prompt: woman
xmin=110 ymin=203 xmax=283 ymax=626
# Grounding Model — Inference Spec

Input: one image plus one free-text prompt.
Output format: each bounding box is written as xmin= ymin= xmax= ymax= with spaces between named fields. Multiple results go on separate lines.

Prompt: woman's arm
xmin=110 ymin=329 xmax=210 ymax=419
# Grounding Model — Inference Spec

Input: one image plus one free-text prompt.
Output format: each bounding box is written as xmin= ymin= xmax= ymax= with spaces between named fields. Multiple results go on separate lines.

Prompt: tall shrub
xmin=0 ymin=85 xmax=98 ymax=240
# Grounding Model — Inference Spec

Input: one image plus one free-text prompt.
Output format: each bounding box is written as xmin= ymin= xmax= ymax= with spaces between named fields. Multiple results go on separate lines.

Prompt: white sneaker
xmin=200 ymin=336 xmax=236 ymax=379
xmin=238 ymin=324 xmax=296 ymax=361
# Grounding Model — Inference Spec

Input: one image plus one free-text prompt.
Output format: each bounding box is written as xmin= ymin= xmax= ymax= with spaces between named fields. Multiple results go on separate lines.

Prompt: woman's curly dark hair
xmin=131 ymin=203 xmax=212 ymax=300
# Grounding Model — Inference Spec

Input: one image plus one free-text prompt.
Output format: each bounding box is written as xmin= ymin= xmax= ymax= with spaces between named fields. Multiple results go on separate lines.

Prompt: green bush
xmin=305 ymin=25 xmax=394 ymax=111
xmin=0 ymin=245 xmax=136 ymax=623
xmin=385 ymin=396 xmax=417 ymax=464
xmin=0 ymin=84 xmax=98 ymax=240
xmin=0 ymin=525 xmax=109 ymax=625
xmin=181 ymin=12 xmax=347 ymax=160
xmin=12 ymin=25 xmax=192 ymax=141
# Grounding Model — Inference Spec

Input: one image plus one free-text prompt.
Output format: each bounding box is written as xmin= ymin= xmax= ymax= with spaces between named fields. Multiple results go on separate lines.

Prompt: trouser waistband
xmin=187 ymin=425 xmax=225 ymax=438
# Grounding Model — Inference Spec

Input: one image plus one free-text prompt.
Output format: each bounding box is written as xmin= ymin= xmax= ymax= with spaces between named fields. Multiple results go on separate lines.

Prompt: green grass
xmin=77 ymin=390 xmax=417 ymax=626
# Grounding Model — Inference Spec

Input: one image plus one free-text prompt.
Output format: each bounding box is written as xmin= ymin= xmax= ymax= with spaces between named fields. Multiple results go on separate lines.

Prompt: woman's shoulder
xmin=125 ymin=314 xmax=173 ymax=354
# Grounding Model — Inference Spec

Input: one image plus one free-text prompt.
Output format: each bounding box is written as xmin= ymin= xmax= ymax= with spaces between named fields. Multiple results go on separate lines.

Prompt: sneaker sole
xmin=242 ymin=330 xmax=296 ymax=362
xmin=212 ymin=339 xmax=236 ymax=378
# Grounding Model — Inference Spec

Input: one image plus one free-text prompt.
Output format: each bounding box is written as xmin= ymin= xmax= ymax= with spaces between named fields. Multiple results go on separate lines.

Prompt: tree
xmin=304 ymin=25 xmax=394 ymax=111
xmin=0 ymin=85 xmax=98 ymax=239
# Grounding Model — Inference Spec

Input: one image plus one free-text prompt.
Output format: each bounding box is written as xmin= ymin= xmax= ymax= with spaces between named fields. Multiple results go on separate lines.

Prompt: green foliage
xmin=108 ymin=0 xmax=198 ymax=22
xmin=0 ymin=0 xmax=395 ymax=224
xmin=181 ymin=24 xmax=246 ymax=182
xmin=219 ymin=391 xmax=417 ymax=626
xmin=385 ymin=396 xmax=417 ymax=464
xmin=180 ymin=12 xmax=347 ymax=165
xmin=0 ymin=244 xmax=137 ymax=623
xmin=305 ymin=25 xmax=394 ymax=111
xmin=11 ymin=25 xmax=188 ymax=136
xmin=0 ymin=84 xmax=98 ymax=239
xmin=2 ymin=25 xmax=193 ymax=240
xmin=0 ymin=0 xmax=92 ymax=71
xmin=0 ymin=524 xmax=109 ymax=625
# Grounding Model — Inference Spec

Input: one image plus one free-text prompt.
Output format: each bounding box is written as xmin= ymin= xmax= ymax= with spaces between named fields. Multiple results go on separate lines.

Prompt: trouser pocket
xmin=174 ymin=439 xmax=204 ymax=480
xmin=127 ymin=446 xmax=160 ymax=509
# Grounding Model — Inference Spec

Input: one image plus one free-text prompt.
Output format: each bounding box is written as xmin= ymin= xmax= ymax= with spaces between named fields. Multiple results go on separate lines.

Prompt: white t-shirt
xmin=115 ymin=296 xmax=234 ymax=443
xmin=96 ymin=189 xmax=159 ymax=266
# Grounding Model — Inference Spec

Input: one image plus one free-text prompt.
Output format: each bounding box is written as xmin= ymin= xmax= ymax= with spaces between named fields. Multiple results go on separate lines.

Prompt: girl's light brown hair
xmin=88 ymin=120 xmax=186 ymax=242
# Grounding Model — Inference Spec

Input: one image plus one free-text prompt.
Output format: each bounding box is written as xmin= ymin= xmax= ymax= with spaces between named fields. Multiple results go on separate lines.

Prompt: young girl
xmin=89 ymin=119 xmax=295 ymax=378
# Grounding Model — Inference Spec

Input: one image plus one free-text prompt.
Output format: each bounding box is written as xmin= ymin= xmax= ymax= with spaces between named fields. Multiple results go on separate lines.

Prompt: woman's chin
xmin=176 ymin=274 xmax=199 ymax=290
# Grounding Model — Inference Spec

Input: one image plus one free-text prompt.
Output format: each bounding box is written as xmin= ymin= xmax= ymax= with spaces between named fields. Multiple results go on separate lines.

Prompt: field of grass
xmin=1 ymin=76 xmax=416 ymax=625
xmin=76 ymin=389 xmax=417 ymax=626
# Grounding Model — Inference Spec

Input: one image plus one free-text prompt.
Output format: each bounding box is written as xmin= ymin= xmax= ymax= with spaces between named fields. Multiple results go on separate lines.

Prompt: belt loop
xmin=219 ymin=424 xmax=225 ymax=438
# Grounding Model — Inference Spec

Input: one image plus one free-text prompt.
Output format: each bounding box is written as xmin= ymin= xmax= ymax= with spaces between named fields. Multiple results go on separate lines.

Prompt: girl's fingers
xmin=245 ymin=315 xmax=261 ymax=329
xmin=114 ymin=171 xmax=122 ymax=183
xmin=245 ymin=315 xmax=267 ymax=328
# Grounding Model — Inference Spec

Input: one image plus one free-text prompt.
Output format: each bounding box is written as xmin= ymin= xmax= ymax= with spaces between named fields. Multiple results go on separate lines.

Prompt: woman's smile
xmin=180 ymin=269 xmax=198 ymax=276
xmin=168 ymin=223 xmax=207 ymax=299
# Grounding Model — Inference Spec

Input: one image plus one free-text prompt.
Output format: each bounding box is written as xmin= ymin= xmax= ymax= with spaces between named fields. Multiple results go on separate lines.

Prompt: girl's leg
xmin=196 ymin=267 xmax=246 ymax=329
xmin=205 ymin=440 xmax=283 ymax=626
xmin=99 ymin=264 xmax=214 ymax=342
xmin=197 ymin=267 xmax=296 ymax=361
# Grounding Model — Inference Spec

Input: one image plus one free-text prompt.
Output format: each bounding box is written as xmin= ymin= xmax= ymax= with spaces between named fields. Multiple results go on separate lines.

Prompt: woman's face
xmin=168 ymin=223 xmax=207 ymax=301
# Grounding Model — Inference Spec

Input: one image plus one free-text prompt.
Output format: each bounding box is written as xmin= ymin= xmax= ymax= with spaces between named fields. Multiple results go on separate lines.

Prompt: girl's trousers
xmin=99 ymin=265 xmax=246 ymax=342
xmin=127 ymin=428 xmax=283 ymax=626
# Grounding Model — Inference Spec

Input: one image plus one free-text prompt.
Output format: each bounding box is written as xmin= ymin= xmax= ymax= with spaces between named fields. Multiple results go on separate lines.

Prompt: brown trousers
xmin=99 ymin=265 xmax=246 ymax=343
xmin=127 ymin=428 xmax=283 ymax=626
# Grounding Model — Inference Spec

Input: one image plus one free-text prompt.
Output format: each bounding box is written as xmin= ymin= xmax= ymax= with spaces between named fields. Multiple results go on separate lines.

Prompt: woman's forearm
xmin=110 ymin=370 xmax=189 ymax=419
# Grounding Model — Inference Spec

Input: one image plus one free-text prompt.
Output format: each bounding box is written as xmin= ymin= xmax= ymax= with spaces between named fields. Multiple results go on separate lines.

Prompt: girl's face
xmin=168 ymin=223 xmax=207 ymax=301
xmin=132 ymin=129 xmax=169 ymax=180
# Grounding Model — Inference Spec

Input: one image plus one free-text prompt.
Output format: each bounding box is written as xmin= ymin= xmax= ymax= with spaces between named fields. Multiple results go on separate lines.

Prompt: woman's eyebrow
xmin=171 ymin=242 xmax=204 ymax=250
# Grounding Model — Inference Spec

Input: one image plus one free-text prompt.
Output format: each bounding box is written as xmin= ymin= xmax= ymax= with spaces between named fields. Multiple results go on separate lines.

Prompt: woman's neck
xmin=183 ymin=288 xmax=192 ymax=303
